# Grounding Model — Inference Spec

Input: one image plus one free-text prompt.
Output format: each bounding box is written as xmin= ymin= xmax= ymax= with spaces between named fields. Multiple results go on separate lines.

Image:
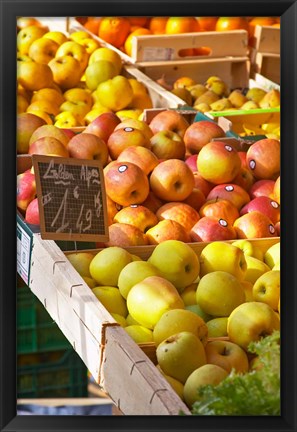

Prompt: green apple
xmin=252 ymin=270 xmax=280 ymax=311
xmin=89 ymin=247 xmax=132 ymax=287
xmin=200 ymin=241 xmax=247 ymax=281
xmin=67 ymin=252 xmax=95 ymax=278
xmin=126 ymin=276 xmax=184 ymax=329
xmin=185 ymin=304 xmax=212 ymax=323
xmin=110 ymin=313 xmax=127 ymax=327
xmin=264 ymin=242 xmax=280 ymax=269
xmin=118 ymin=260 xmax=161 ymax=299
xmin=156 ymin=365 xmax=184 ymax=401
xmin=148 ymin=240 xmax=200 ymax=293
xmin=244 ymin=255 xmax=271 ymax=284
xmin=232 ymin=239 xmax=264 ymax=261
xmin=156 ymin=331 xmax=207 ymax=384
xmin=227 ymin=301 xmax=280 ymax=350
xmin=125 ymin=325 xmax=153 ymax=343
xmin=183 ymin=364 xmax=228 ymax=408
xmin=92 ymin=286 xmax=128 ymax=317
xmin=205 ymin=340 xmax=249 ymax=373
xmin=126 ymin=313 xmax=140 ymax=326
xmin=153 ymin=309 xmax=208 ymax=347
xmin=206 ymin=317 xmax=228 ymax=338
xmin=196 ymin=271 xmax=245 ymax=317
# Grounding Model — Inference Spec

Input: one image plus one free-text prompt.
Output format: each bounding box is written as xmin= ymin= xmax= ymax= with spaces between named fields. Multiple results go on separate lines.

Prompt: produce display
xmin=66 ymin=238 xmax=280 ymax=411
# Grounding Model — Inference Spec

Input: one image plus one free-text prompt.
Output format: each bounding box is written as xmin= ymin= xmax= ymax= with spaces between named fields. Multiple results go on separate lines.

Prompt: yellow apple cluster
xmin=17 ymin=23 xmax=153 ymax=127
xmin=67 ymin=238 xmax=280 ymax=409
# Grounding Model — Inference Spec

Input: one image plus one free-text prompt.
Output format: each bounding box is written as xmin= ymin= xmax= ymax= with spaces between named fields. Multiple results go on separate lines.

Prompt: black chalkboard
xmin=32 ymin=155 xmax=109 ymax=242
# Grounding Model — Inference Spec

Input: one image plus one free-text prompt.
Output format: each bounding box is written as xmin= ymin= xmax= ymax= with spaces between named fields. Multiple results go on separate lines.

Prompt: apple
xmin=249 ymin=179 xmax=276 ymax=200
xmin=106 ymin=222 xmax=149 ymax=247
xmin=240 ymin=196 xmax=280 ymax=224
xmin=29 ymin=136 xmax=69 ymax=157
xmin=252 ymin=270 xmax=280 ymax=311
xmin=205 ymin=340 xmax=249 ymax=373
xmin=185 ymin=154 xmax=198 ymax=172
xmin=67 ymin=133 xmax=109 ymax=165
xmin=264 ymin=242 xmax=280 ymax=269
xmin=244 ymin=255 xmax=271 ymax=284
xmin=186 ymin=304 xmax=212 ymax=323
xmin=17 ymin=169 xmax=36 ymax=211
xmin=182 ymin=188 xmax=206 ymax=212
xmin=275 ymin=221 xmax=281 ymax=236
xmin=234 ymin=211 xmax=277 ymax=239
xmin=114 ymin=118 xmax=154 ymax=142
xmin=196 ymin=271 xmax=245 ymax=317
xmin=153 ymin=309 xmax=208 ymax=347
xmin=148 ymin=110 xmax=190 ymax=138
xmin=17 ymin=25 xmax=48 ymax=55
xmin=190 ymin=216 xmax=237 ymax=242
xmin=83 ymin=112 xmax=121 ymax=143
xmin=156 ymin=331 xmax=207 ymax=384
xmin=146 ymin=219 xmax=191 ymax=245
xmin=183 ymin=120 xmax=225 ymax=154
xmin=18 ymin=60 xmax=54 ymax=91
xmin=89 ymin=46 xmax=123 ymax=75
xmin=85 ymin=59 xmax=117 ymax=91
xmin=206 ymin=317 xmax=228 ymax=338
xmin=199 ymin=241 xmax=247 ymax=281
xmin=197 ymin=141 xmax=241 ymax=184
xmin=150 ymin=130 xmax=186 ymax=160
xmin=117 ymin=146 xmax=159 ymax=176
xmin=232 ymin=239 xmax=264 ymax=261
xmin=150 ymin=159 xmax=195 ymax=202
xmin=24 ymin=197 xmax=40 ymax=225
xmin=273 ymin=176 xmax=280 ymax=204
xmin=193 ymin=172 xmax=214 ymax=198
xmin=125 ymin=325 xmax=153 ymax=343
xmin=60 ymin=128 xmax=76 ymax=140
xmin=246 ymin=138 xmax=280 ymax=180
xmin=206 ymin=184 xmax=250 ymax=210
xmin=126 ymin=314 xmax=141 ymax=326
xmin=29 ymin=124 xmax=70 ymax=149
xmin=183 ymin=364 xmax=228 ymax=408
xmin=42 ymin=30 xmax=68 ymax=46
xmin=126 ymin=275 xmax=184 ymax=329
xmin=148 ymin=239 xmax=200 ymax=293
xmin=96 ymin=75 xmax=134 ymax=112
xmin=140 ymin=191 xmax=164 ymax=213
xmin=233 ymin=167 xmax=255 ymax=191
xmin=199 ymin=199 xmax=239 ymax=225
xmin=113 ymin=204 xmax=158 ymax=233
xmin=104 ymin=161 xmax=150 ymax=207
xmin=107 ymin=127 xmax=151 ymax=160
xmin=238 ymin=151 xmax=248 ymax=168
xmin=89 ymin=246 xmax=133 ymax=287
xmin=55 ymin=40 xmax=89 ymax=73
xmin=63 ymin=87 xmax=93 ymax=110
xmin=48 ymin=55 xmax=82 ymax=90
xmin=66 ymin=252 xmax=95 ymax=278
xmin=118 ymin=261 xmax=161 ymax=299
xmin=28 ymin=37 xmax=59 ymax=64
xmin=92 ymin=286 xmax=128 ymax=317
xmin=157 ymin=368 xmax=185 ymax=401
xmin=227 ymin=301 xmax=280 ymax=350
xmin=180 ymin=283 xmax=198 ymax=306
xmin=111 ymin=313 xmax=127 ymax=327
xmin=156 ymin=202 xmax=200 ymax=233
xmin=17 ymin=112 xmax=46 ymax=154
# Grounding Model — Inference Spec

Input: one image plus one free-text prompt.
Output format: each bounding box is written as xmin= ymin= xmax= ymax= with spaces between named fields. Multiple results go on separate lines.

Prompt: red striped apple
xmin=183 ymin=120 xmax=225 ymax=154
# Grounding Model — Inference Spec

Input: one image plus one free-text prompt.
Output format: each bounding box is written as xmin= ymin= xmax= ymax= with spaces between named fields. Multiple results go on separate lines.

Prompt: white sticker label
xmin=17 ymin=224 xmax=31 ymax=285
xmin=142 ymin=47 xmax=174 ymax=61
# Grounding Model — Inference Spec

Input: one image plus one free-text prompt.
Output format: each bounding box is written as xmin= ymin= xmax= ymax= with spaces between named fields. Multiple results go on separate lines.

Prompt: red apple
xmin=148 ymin=110 xmax=190 ymax=138
xmin=106 ymin=222 xmax=149 ymax=247
xmin=25 ymin=197 xmax=40 ymax=225
xmin=233 ymin=166 xmax=255 ymax=191
xmin=206 ymin=184 xmax=250 ymax=210
xmin=240 ymin=196 xmax=280 ymax=224
xmin=150 ymin=159 xmax=195 ymax=201
xmin=146 ymin=219 xmax=191 ymax=245
xmin=275 ymin=221 xmax=280 ymax=236
xmin=60 ymin=128 xmax=77 ymax=139
xmin=117 ymin=146 xmax=159 ymax=176
xmin=183 ymin=120 xmax=225 ymax=154
xmin=113 ymin=204 xmax=159 ymax=233
xmin=199 ymin=199 xmax=240 ymax=225
xmin=104 ymin=161 xmax=150 ymax=207
xmin=197 ymin=141 xmax=241 ymax=184
xmin=249 ymin=179 xmax=276 ymax=200
xmin=67 ymin=133 xmax=109 ymax=165
xmin=190 ymin=216 xmax=237 ymax=242
xmin=193 ymin=172 xmax=214 ymax=197
xmin=29 ymin=136 xmax=69 ymax=157
xmin=182 ymin=188 xmax=206 ymax=212
xmin=185 ymin=154 xmax=198 ymax=172
xmin=17 ymin=169 xmax=36 ymax=211
xmin=273 ymin=176 xmax=280 ymax=204
xmin=156 ymin=201 xmax=200 ymax=233
xmin=150 ymin=130 xmax=186 ymax=160
xmin=83 ymin=112 xmax=121 ymax=143
xmin=17 ymin=112 xmax=46 ymax=154
xmin=238 ymin=151 xmax=248 ymax=168
xmin=233 ymin=211 xmax=277 ymax=239
xmin=29 ymin=124 xmax=70 ymax=149
xmin=140 ymin=191 xmax=164 ymax=213
xmin=246 ymin=138 xmax=280 ymax=180
xmin=107 ymin=126 xmax=151 ymax=160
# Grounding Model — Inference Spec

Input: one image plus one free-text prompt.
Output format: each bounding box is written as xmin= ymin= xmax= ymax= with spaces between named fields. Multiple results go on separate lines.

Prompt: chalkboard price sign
xmin=32 ymin=155 xmax=109 ymax=242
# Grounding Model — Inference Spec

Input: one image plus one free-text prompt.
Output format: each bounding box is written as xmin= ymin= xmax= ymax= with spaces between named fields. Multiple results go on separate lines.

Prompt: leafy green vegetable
xmin=190 ymin=331 xmax=280 ymax=416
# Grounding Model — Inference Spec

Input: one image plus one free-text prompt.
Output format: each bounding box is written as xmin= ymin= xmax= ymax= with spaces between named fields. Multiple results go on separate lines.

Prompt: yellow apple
xmin=48 ymin=55 xmax=82 ymax=90
xmin=84 ymin=107 xmax=113 ymax=124
xmin=18 ymin=61 xmax=54 ymax=91
xmin=89 ymin=47 xmax=123 ymax=75
xmin=89 ymin=246 xmax=132 ymax=287
xmin=79 ymin=38 xmax=100 ymax=55
xmin=264 ymin=242 xmax=280 ymax=269
xmin=153 ymin=308 xmax=208 ymax=347
xmin=96 ymin=75 xmax=134 ymax=112
xmin=227 ymin=301 xmax=280 ymax=350
xmin=199 ymin=241 xmax=247 ymax=281
xmin=31 ymin=87 xmax=65 ymax=106
xmin=118 ymin=260 xmax=161 ymax=299
xmin=92 ymin=286 xmax=128 ymax=317
xmin=205 ymin=340 xmax=249 ymax=373
xmin=17 ymin=25 xmax=48 ymax=54
xmin=125 ymin=325 xmax=153 ymax=343
xmin=148 ymin=240 xmax=200 ymax=293
xmin=183 ymin=364 xmax=228 ymax=408
xmin=110 ymin=313 xmax=127 ymax=327
xmin=157 ymin=366 xmax=185 ymax=401
xmin=66 ymin=252 xmax=95 ymax=278
xmin=126 ymin=314 xmax=140 ymax=326
xmin=28 ymin=37 xmax=59 ymax=64
xmin=54 ymin=111 xmax=82 ymax=128
xmin=55 ymin=41 xmax=89 ymax=73
xmin=59 ymin=100 xmax=90 ymax=124
xmin=244 ymin=255 xmax=271 ymax=284
xmin=206 ymin=317 xmax=228 ymax=338
xmin=156 ymin=331 xmax=207 ymax=384
xmin=185 ymin=304 xmax=212 ymax=323
xmin=69 ymin=30 xmax=90 ymax=43
xmin=82 ymin=276 xmax=97 ymax=289
xmin=85 ymin=60 xmax=117 ymax=91
xmin=180 ymin=283 xmax=198 ymax=306
xmin=63 ymin=88 xmax=93 ymax=110
xmin=232 ymin=239 xmax=264 ymax=261
xmin=126 ymin=275 xmax=184 ymax=329
xmin=252 ymin=270 xmax=280 ymax=311
xmin=196 ymin=271 xmax=245 ymax=317
xmin=241 ymin=280 xmax=254 ymax=302
xmin=43 ymin=31 xmax=68 ymax=46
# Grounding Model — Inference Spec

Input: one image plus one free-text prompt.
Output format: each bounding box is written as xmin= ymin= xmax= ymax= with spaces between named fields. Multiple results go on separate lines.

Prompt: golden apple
xmin=232 ymin=239 xmax=264 ymax=261
xmin=55 ymin=41 xmax=89 ymax=73
xmin=18 ymin=61 xmax=54 ymax=91
xmin=244 ymin=255 xmax=271 ymax=284
xmin=118 ymin=260 xmax=161 ymax=299
xmin=92 ymin=286 xmax=128 ymax=317
xmin=96 ymin=76 xmax=134 ymax=112
xmin=106 ymin=223 xmax=149 ymax=248
xmin=264 ymin=242 xmax=280 ymax=269
xmin=125 ymin=325 xmax=153 ymax=343
xmin=43 ymin=31 xmax=68 ymax=45
xmin=31 ymin=87 xmax=65 ymax=106
xmin=206 ymin=317 xmax=228 ymax=337
xmin=252 ymin=270 xmax=280 ymax=310
xmin=66 ymin=252 xmax=94 ymax=278
xmin=48 ymin=56 xmax=82 ymax=90
xmin=205 ymin=340 xmax=249 ymax=373
xmin=113 ymin=205 xmax=158 ymax=233
xmin=28 ymin=37 xmax=59 ymax=64
xmin=85 ymin=60 xmax=117 ymax=91
xmin=17 ymin=25 xmax=48 ymax=54
xmin=29 ymin=124 xmax=70 ymax=149
xmin=89 ymin=47 xmax=123 ymax=75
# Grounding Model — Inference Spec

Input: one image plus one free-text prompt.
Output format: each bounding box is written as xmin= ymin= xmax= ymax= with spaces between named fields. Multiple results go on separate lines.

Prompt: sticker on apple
xmin=224 ymin=145 xmax=233 ymax=152
xmin=269 ymin=224 xmax=276 ymax=234
xmin=219 ymin=219 xmax=228 ymax=227
xmin=124 ymin=127 xmax=134 ymax=132
xmin=225 ymin=185 xmax=234 ymax=192
xmin=271 ymin=201 xmax=279 ymax=208
xmin=118 ymin=165 xmax=128 ymax=173
xmin=249 ymin=160 xmax=256 ymax=170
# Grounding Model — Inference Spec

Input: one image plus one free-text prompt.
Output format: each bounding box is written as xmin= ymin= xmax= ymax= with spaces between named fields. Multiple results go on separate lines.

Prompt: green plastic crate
xmin=17 ymin=349 xmax=88 ymax=398
xmin=17 ymin=285 xmax=71 ymax=354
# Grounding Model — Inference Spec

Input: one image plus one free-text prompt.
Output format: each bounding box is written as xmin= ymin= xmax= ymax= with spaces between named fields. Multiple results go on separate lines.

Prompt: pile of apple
xmin=67 ymin=237 xmax=280 ymax=408
xmin=17 ymin=109 xmax=280 ymax=242
xmin=17 ymin=22 xmax=153 ymax=128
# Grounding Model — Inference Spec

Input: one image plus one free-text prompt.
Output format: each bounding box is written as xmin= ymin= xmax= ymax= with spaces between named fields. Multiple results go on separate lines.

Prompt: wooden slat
xmin=252 ymin=25 xmax=280 ymax=54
